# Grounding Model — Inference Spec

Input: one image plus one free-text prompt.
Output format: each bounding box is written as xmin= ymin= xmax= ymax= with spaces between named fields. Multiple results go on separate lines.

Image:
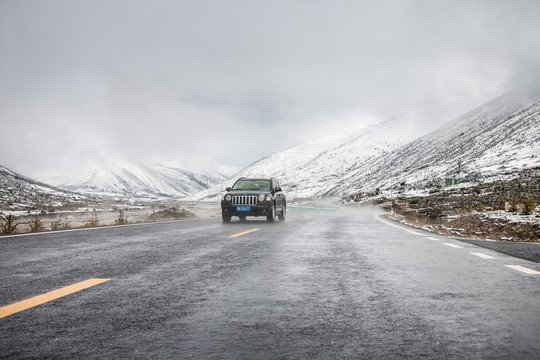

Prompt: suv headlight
xmin=258 ymin=194 xmax=266 ymax=202
xmin=225 ymin=194 xmax=232 ymax=201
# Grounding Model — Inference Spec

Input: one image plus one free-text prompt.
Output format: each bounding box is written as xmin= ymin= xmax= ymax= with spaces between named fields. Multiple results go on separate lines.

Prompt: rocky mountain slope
xmin=329 ymin=81 xmax=540 ymax=197
xmin=34 ymin=152 xmax=237 ymax=199
xmin=0 ymin=165 xmax=88 ymax=212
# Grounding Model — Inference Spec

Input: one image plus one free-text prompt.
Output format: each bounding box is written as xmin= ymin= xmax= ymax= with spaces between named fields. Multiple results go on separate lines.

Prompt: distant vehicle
xmin=221 ymin=177 xmax=286 ymax=223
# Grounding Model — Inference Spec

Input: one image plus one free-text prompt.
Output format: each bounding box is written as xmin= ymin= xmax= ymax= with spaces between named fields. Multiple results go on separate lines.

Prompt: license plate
xmin=237 ymin=206 xmax=250 ymax=212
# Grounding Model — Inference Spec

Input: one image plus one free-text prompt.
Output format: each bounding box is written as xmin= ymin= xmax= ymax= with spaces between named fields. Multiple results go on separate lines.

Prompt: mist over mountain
xmin=3 ymin=82 xmax=539 ymax=207
xmin=33 ymin=152 xmax=239 ymax=199
xmin=197 ymin=81 xmax=540 ymax=201
xmin=194 ymin=108 xmax=446 ymax=200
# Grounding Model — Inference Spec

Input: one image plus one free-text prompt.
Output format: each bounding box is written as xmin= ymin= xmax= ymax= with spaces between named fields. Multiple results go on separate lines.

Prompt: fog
xmin=1 ymin=0 xmax=539 ymax=176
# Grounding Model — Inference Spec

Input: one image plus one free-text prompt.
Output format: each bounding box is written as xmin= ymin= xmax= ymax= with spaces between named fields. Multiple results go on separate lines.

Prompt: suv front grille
xmin=232 ymin=195 xmax=257 ymax=206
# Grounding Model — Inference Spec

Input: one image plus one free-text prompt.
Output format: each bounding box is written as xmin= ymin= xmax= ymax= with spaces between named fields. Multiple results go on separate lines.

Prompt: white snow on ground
xmin=482 ymin=209 xmax=540 ymax=224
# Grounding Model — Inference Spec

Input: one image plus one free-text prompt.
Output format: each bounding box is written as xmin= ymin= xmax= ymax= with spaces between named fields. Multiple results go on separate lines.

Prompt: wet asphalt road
xmin=1 ymin=209 xmax=540 ymax=359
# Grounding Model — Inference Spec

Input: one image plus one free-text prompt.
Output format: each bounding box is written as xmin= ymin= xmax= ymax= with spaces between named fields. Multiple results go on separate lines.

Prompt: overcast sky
xmin=1 ymin=0 xmax=539 ymax=176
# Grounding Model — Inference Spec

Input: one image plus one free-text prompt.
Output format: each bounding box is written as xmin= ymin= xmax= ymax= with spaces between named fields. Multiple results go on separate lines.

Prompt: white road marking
xmin=374 ymin=215 xmax=422 ymax=235
xmin=443 ymin=243 xmax=463 ymax=249
xmin=426 ymin=237 xmax=440 ymax=241
xmin=470 ymin=252 xmax=495 ymax=259
xmin=505 ymin=265 xmax=540 ymax=275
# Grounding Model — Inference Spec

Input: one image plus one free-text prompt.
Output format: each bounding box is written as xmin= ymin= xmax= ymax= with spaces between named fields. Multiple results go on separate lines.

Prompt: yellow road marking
xmin=228 ymin=228 xmax=261 ymax=238
xmin=0 ymin=278 xmax=110 ymax=319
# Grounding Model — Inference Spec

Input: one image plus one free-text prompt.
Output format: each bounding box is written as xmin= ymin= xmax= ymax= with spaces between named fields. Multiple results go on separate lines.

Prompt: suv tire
xmin=278 ymin=203 xmax=286 ymax=221
xmin=222 ymin=213 xmax=231 ymax=223
xmin=266 ymin=204 xmax=276 ymax=222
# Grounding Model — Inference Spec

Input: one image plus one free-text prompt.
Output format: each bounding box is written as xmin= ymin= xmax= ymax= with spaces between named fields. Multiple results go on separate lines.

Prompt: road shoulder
xmin=382 ymin=213 xmax=540 ymax=264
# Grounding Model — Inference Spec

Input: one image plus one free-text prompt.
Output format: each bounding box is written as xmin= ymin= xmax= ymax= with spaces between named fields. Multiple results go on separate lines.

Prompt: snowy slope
xmin=195 ymin=113 xmax=434 ymax=200
xmin=328 ymin=81 xmax=540 ymax=197
xmin=0 ymin=165 xmax=86 ymax=211
xmin=34 ymin=152 xmax=237 ymax=199
xmin=196 ymin=81 xmax=540 ymax=201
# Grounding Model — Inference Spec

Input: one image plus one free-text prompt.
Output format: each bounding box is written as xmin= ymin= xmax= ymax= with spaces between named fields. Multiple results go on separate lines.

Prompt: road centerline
xmin=227 ymin=228 xmax=261 ymax=238
xmin=0 ymin=278 xmax=110 ymax=319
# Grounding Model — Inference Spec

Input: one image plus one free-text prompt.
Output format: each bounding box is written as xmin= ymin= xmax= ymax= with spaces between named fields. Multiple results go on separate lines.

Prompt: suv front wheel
xmin=266 ymin=204 xmax=276 ymax=222
xmin=278 ymin=203 xmax=286 ymax=221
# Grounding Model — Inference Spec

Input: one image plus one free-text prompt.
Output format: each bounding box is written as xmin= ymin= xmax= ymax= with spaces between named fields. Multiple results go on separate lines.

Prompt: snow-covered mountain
xmin=196 ymin=81 xmax=540 ymax=201
xmin=195 ymin=112 xmax=436 ymax=200
xmin=0 ymin=165 xmax=87 ymax=211
xmin=34 ymin=152 xmax=238 ymax=199
xmin=328 ymin=81 xmax=540 ymax=197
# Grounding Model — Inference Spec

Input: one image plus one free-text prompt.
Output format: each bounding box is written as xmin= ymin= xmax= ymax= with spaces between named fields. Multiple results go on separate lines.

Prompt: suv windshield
xmin=232 ymin=179 xmax=271 ymax=191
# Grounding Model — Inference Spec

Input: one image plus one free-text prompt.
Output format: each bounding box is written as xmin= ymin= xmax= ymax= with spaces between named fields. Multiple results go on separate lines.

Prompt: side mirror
xmin=226 ymin=187 xmax=231 ymax=192
xmin=275 ymin=187 xmax=282 ymax=192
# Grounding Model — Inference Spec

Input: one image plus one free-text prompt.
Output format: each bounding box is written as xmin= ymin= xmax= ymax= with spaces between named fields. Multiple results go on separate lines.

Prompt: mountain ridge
xmin=328 ymin=81 xmax=540 ymax=197
xmin=196 ymin=81 xmax=540 ymax=201
xmin=4 ymin=82 xmax=539 ymax=206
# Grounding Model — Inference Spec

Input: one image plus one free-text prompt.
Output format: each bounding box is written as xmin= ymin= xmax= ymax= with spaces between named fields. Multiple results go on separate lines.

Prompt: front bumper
xmin=221 ymin=202 xmax=272 ymax=217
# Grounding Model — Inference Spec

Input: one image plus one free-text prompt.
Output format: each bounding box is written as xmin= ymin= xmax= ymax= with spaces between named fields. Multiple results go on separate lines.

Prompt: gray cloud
xmin=1 ymin=0 xmax=539 ymax=176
